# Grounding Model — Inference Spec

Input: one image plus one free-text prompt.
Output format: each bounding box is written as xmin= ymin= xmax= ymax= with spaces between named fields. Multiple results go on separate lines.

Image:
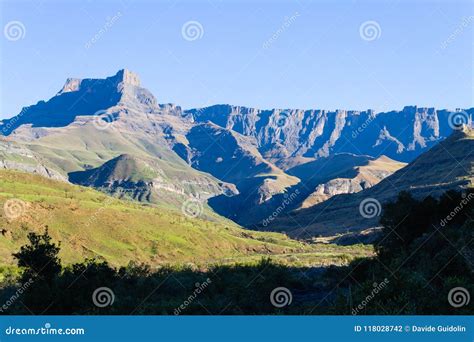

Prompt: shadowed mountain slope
xmin=264 ymin=127 xmax=474 ymax=238
xmin=287 ymin=154 xmax=406 ymax=209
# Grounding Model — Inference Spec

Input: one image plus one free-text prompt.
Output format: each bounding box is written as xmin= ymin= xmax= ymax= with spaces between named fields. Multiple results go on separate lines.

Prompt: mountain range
xmin=1 ymin=69 xmax=473 ymax=242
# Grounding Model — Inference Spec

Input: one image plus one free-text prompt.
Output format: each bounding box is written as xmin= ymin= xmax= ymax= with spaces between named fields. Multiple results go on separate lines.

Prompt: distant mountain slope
xmin=287 ymin=154 xmax=406 ymax=209
xmin=205 ymin=153 xmax=404 ymax=227
xmin=265 ymin=127 xmax=474 ymax=238
xmin=181 ymin=122 xmax=298 ymax=193
xmin=0 ymin=138 xmax=65 ymax=181
xmin=0 ymin=170 xmax=372 ymax=266
xmin=185 ymin=105 xmax=473 ymax=163
xmin=172 ymin=122 xmax=299 ymax=225
xmin=70 ymin=153 xmax=162 ymax=186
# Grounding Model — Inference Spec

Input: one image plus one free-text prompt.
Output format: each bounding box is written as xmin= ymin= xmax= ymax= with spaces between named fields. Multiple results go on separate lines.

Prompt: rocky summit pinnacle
xmin=0 ymin=69 xmax=153 ymax=135
xmin=57 ymin=69 xmax=140 ymax=96
xmin=115 ymin=69 xmax=140 ymax=87
xmin=57 ymin=78 xmax=82 ymax=95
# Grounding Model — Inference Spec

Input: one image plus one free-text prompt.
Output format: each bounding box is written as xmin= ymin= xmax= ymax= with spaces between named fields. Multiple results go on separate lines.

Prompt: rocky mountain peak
xmin=57 ymin=78 xmax=82 ymax=95
xmin=56 ymin=69 xmax=140 ymax=96
xmin=0 ymin=69 xmax=162 ymax=135
xmin=113 ymin=69 xmax=141 ymax=87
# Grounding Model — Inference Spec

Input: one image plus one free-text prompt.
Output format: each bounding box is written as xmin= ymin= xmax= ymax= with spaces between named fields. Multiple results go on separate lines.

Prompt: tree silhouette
xmin=11 ymin=229 xmax=62 ymax=313
xmin=13 ymin=229 xmax=61 ymax=284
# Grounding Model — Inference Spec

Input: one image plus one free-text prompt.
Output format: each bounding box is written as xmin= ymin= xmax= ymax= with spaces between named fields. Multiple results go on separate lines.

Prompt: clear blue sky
xmin=1 ymin=0 xmax=472 ymax=119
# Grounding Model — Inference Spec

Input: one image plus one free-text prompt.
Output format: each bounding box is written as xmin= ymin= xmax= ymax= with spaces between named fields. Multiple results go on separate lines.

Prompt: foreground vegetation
xmin=0 ymin=190 xmax=472 ymax=314
xmin=335 ymin=190 xmax=474 ymax=315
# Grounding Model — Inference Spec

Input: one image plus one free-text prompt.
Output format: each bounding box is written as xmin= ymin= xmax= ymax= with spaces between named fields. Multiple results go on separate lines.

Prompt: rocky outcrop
xmin=57 ymin=69 xmax=141 ymax=95
xmin=0 ymin=140 xmax=66 ymax=181
xmin=0 ymin=69 xmax=167 ymax=135
xmin=283 ymin=154 xmax=406 ymax=209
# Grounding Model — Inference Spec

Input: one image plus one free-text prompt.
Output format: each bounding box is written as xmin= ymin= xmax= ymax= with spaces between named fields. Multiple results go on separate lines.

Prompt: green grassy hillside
xmin=0 ymin=170 xmax=372 ymax=268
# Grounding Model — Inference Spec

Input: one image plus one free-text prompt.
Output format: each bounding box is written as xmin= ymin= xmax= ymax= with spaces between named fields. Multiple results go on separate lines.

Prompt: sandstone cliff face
xmin=184 ymin=105 xmax=470 ymax=162
xmin=2 ymin=70 xmax=470 ymax=166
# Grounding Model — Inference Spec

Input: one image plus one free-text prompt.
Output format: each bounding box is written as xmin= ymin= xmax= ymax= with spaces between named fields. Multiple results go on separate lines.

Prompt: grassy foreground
xmin=0 ymin=170 xmax=373 ymax=269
